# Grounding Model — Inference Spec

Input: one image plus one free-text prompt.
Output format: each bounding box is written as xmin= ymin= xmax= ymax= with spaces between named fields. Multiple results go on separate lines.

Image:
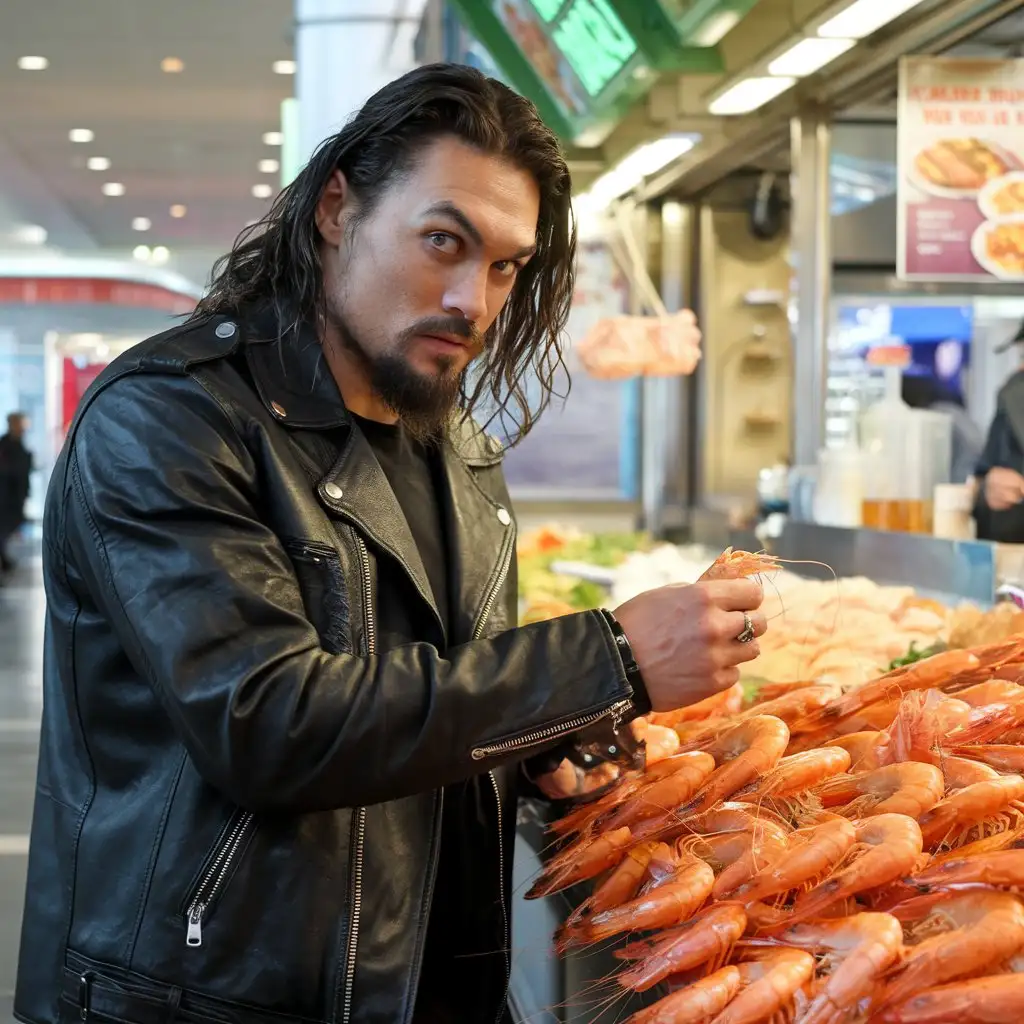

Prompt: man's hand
xmin=985 ymin=467 xmax=1024 ymax=511
xmin=614 ymin=578 xmax=765 ymax=712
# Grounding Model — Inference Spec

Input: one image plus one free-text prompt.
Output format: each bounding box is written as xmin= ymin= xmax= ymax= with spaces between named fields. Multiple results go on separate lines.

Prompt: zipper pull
xmin=186 ymin=903 xmax=205 ymax=947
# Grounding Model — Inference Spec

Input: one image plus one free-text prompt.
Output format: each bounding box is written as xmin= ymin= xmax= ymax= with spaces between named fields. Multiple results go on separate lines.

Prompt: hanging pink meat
xmin=576 ymin=309 xmax=702 ymax=380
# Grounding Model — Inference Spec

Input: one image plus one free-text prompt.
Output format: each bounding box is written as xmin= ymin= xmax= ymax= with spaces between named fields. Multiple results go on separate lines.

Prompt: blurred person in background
xmin=900 ymin=374 xmax=983 ymax=484
xmin=973 ymin=320 xmax=1024 ymax=541
xmin=0 ymin=411 xmax=32 ymax=574
xmin=16 ymin=64 xmax=761 ymax=1024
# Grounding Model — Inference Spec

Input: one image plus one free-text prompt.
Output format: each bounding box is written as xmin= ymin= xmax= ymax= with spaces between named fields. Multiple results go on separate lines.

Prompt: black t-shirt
xmin=353 ymin=416 xmax=450 ymax=633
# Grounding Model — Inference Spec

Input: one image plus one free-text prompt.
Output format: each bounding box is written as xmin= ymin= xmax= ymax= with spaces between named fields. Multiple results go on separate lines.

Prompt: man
xmin=975 ymin=321 xmax=1024 ymax=540
xmin=0 ymin=411 xmax=32 ymax=573
xmin=16 ymin=64 xmax=765 ymax=1024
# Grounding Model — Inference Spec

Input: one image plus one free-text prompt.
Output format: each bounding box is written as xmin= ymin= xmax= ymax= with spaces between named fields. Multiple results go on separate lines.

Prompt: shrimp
xmin=951 ymin=743 xmax=1024 ymax=775
xmin=781 ymin=815 xmax=923 ymax=926
xmin=909 ymin=848 xmax=1024 ymax=890
xmin=814 ymin=650 xmax=982 ymax=724
xmin=646 ymin=722 xmax=683 ymax=764
xmin=682 ymin=716 xmax=790 ymax=815
xmin=956 ymin=679 xmax=1024 ymax=707
xmin=879 ymin=891 xmax=1024 ymax=1010
xmin=814 ymin=762 xmax=945 ymax=819
xmin=739 ymin=748 xmax=851 ymax=802
xmin=562 ymin=858 xmax=715 ymax=945
xmin=735 ymin=687 xmax=836 ymax=730
xmin=525 ymin=825 xmax=632 ymax=898
xmin=691 ymin=829 xmax=790 ymax=900
xmin=828 ymin=732 xmax=890 ymax=772
xmin=650 ymin=683 xmax=744 ymax=728
xmin=616 ymin=904 xmax=748 ymax=992
xmin=708 ymin=948 xmax=815 ymax=1024
xmin=625 ymin=965 xmax=743 ymax=1024
xmin=604 ymin=752 xmax=716 ymax=831
xmin=728 ymin=818 xmax=857 ymax=903
xmin=877 ymin=975 xmax=1024 ymax=1024
xmin=917 ymin=774 xmax=1024 ymax=849
xmin=940 ymin=755 xmax=1000 ymax=790
xmin=762 ymin=913 xmax=904 ymax=1024
xmin=700 ymin=546 xmax=780 ymax=581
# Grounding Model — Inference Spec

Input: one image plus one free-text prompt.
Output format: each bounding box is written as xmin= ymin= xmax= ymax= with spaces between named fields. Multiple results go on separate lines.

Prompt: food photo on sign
xmin=898 ymin=56 xmax=1024 ymax=282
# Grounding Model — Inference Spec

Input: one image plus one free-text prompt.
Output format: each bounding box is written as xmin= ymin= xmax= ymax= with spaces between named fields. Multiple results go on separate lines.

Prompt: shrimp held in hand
xmin=709 ymin=948 xmax=815 ymax=1024
xmin=616 ymin=904 xmax=747 ymax=992
xmin=877 ymin=975 xmax=1024 ymax=1024
xmin=814 ymin=762 xmax=944 ymax=819
xmin=700 ymin=547 xmax=780 ymax=581
xmin=625 ymin=965 xmax=743 ymax=1024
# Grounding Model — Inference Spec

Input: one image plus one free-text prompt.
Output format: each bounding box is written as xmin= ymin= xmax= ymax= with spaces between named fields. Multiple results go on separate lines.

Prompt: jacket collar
xmin=238 ymin=307 xmax=511 ymax=646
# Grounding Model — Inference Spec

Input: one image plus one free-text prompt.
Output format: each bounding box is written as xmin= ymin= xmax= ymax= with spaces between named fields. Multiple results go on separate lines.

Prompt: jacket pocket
xmin=284 ymin=539 xmax=353 ymax=655
xmin=179 ymin=808 xmax=257 ymax=948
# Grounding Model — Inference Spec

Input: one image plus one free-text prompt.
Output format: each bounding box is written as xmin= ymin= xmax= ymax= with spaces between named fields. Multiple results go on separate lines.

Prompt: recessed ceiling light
xmin=102 ymin=182 xmax=126 ymax=197
xmin=132 ymin=217 xmax=151 ymax=232
xmin=169 ymin=204 xmax=187 ymax=218
xmin=13 ymin=224 xmax=47 ymax=245
xmin=133 ymin=244 xmax=151 ymax=261
xmin=262 ymin=131 xmax=283 ymax=146
xmin=252 ymin=183 xmax=273 ymax=199
xmin=258 ymin=158 xmax=280 ymax=174
xmin=87 ymin=156 xmax=111 ymax=171
xmin=69 ymin=128 xmax=94 ymax=143
xmin=161 ymin=57 xmax=184 ymax=73
xmin=18 ymin=56 xmax=48 ymax=71
xmin=151 ymin=246 xmax=170 ymax=264
xmin=272 ymin=60 xmax=296 ymax=75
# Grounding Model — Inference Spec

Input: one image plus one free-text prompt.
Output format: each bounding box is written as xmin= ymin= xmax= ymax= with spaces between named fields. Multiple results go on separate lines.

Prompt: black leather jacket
xmin=15 ymin=312 xmax=637 ymax=1024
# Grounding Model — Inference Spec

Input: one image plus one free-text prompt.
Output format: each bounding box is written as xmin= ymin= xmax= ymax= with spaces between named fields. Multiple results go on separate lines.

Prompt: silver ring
xmin=737 ymin=613 xmax=756 ymax=644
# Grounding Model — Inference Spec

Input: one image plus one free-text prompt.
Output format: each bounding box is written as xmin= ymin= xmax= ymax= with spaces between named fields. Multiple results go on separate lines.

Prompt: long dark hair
xmin=194 ymin=63 xmax=577 ymax=444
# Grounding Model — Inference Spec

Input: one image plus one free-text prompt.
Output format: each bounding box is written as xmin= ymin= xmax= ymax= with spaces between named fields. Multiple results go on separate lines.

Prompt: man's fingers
xmin=703 ymin=578 xmax=764 ymax=612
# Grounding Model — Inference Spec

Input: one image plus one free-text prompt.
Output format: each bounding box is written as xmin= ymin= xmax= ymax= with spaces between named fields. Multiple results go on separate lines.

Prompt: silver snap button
xmin=496 ymin=507 xmax=511 ymax=526
xmin=323 ymin=482 xmax=343 ymax=501
xmin=270 ymin=401 xmax=287 ymax=418
xmin=214 ymin=321 xmax=237 ymax=339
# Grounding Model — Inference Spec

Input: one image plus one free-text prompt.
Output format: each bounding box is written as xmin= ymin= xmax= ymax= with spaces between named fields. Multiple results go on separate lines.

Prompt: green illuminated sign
xmin=550 ymin=0 xmax=637 ymax=97
xmin=529 ymin=0 xmax=563 ymax=19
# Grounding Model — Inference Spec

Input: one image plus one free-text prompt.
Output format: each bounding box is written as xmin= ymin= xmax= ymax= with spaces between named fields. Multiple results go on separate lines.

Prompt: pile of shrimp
xmin=528 ymin=552 xmax=1024 ymax=1023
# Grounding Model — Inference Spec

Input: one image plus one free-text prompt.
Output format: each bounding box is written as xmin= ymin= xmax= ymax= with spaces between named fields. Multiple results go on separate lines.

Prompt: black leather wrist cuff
xmin=600 ymin=609 xmax=652 ymax=717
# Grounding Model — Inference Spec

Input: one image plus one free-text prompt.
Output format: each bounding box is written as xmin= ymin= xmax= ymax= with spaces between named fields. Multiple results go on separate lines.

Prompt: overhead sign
xmin=898 ymin=56 xmax=1024 ymax=283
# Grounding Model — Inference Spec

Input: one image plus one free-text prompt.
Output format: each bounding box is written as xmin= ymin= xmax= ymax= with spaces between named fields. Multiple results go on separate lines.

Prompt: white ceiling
xmin=0 ymin=0 xmax=299 ymax=288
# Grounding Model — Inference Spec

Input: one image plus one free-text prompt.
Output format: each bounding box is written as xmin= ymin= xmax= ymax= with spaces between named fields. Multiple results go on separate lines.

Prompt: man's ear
xmin=315 ymin=170 xmax=351 ymax=246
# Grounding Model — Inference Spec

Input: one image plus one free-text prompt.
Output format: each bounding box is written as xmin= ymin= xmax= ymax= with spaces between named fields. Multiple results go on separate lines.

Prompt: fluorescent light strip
xmin=768 ymin=37 xmax=855 ymax=77
xmin=818 ymin=0 xmax=927 ymax=39
xmin=587 ymin=135 xmax=698 ymax=205
xmin=709 ymin=77 xmax=796 ymax=115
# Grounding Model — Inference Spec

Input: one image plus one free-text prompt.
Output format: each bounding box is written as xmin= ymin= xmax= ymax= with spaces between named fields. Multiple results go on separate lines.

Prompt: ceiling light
xmin=169 ymin=204 xmax=187 ymax=218
xmin=69 ymin=128 xmax=94 ymax=143
xmin=18 ymin=56 xmax=48 ymax=71
xmin=768 ymin=37 xmax=855 ymax=77
xmin=258 ymin=158 xmax=280 ymax=174
xmin=161 ymin=57 xmax=184 ymax=73
xmin=818 ymin=0 xmax=926 ymax=39
xmin=586 ymin=135 xmax=700 ymax=206
xmin=151 ymin=246 xmax=170 ymax=264
xmin=692 ymin=11 xmax=742 ymax=46
xmin=252 ymin=183 xmax=273 ymax=199
xmin=132 ymin=217 xmax=151 ymax=231
xmin=262 ymin=131 xmax=283 ymax=146
xmin=86 ymin=156 xmax=111 ymax=171
xmin=709 ymin=76 xmax=796 ymax=115
xmin=133 ymin=245 xmax=151 ymax=261
xmin=13 ymin=224 xmax=47 ymax=245
xmin=272 ymin=60 xmax=296 ymax=75
xmin=102 ymin=182 xmax=126 ymax=197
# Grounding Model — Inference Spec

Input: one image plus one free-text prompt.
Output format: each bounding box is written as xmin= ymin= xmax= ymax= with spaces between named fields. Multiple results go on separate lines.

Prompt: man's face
xmin=8 ymin=416 xmax=26 ymax=438
xmin=317 ymin=135 xmax=540 ymax=435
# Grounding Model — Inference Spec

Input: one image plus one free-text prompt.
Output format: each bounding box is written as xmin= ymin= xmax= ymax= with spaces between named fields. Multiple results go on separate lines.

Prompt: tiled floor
xmin=0 ymin=548 xmax=44 ymax=1024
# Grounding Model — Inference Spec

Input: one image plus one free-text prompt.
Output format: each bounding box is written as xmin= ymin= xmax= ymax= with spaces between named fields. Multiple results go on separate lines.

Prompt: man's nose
xmin=442 ymin=266 xmax=489 ymax=328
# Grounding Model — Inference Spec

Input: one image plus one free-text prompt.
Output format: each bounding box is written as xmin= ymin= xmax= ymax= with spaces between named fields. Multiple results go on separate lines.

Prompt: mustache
xmin=404 ymin=316 xmax=483 ymax=348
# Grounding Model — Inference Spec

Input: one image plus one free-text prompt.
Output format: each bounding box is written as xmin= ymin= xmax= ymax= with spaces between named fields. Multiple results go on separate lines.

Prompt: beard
xmin=323 ymin=299 xmax=471 ymax=444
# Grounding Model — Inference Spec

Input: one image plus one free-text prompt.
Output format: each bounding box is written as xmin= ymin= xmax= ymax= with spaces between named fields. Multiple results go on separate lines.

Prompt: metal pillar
xmin=295 ymin=0 xmax=418 ymax=163
xmin=639 ymin=200 xmax=696 ymax=536
xmin=790 ymin=109 xmax=832 ymax=468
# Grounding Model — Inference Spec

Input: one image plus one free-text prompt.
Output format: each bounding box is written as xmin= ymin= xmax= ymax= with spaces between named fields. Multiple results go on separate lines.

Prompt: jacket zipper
xmin=488 ymin=771 xmax=510 ymax=1024
xmin=184 ymin=810 xmax=255 ymax=947
xmin=340 ymin=536 xmax=373 ymax=1024
xmin=471 ymin=523 xmax=515 ymax=641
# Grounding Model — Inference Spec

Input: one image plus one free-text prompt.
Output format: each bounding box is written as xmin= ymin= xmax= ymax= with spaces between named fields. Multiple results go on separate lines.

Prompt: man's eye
xmin=429 ymin=233 xmax=458 ymax=254
xmin=493 ymin=260 xmax=522 ymax=279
